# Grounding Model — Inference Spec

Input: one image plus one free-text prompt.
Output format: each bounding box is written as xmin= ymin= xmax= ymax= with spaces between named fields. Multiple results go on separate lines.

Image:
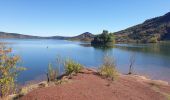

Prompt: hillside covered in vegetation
xmin=115 ymin=12 xmax=170 ymax=43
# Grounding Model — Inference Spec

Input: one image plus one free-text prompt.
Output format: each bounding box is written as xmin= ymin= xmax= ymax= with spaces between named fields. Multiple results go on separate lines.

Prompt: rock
xmin=131 ymin=75 xmax=169 ymax=86
xmin=79 ymin=68 xmax=98 ymax=74
xmin=148 ymin=80 xmax=169 ymax=86
xmin=38 ymin=82 xmax=48 ymax=88
xmin=62 ymin=76 xmax=69 ymax=80
xmin=86 ymin=68 xmax=97 ymax=71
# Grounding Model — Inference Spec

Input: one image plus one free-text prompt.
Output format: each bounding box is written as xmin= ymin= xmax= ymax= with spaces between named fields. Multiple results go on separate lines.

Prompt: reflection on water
xmin=80 ymin=43 xmax=114 ymax=51
xmin=0 ymin=39 xmax=170 ymax=84
xmin=115 ymin=42 xmax=170 ymax=57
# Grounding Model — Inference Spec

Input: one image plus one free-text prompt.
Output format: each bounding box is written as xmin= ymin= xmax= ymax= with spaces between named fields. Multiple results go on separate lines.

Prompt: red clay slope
xmin=21 ymin=69 xmax=170 ymax=100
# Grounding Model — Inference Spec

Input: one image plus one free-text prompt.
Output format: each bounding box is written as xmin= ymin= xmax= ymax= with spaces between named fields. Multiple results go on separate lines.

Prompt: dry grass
xmin=98 ymin=55 xmax=118 ymax=80
xmin=47 ymin=63 xmax=58 ymax=82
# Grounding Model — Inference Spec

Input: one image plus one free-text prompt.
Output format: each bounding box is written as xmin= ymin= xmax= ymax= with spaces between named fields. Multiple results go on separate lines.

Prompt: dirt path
xmin=21 ymin=70 xmax=170 ymax=100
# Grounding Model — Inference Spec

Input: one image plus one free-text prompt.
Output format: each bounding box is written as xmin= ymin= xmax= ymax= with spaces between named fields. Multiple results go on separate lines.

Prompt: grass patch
xmin=98 ymin=55 xmax=118 ymax=80
xmin=47 ymin=63 xmax=58 ymax=82
xmin=64 ymin=59 xmax=83 ymax=75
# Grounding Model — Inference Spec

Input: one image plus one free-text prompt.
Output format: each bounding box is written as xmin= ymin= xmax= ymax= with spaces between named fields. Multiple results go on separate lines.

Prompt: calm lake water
xmin=1 ymin=39 xmax=170 ymax=84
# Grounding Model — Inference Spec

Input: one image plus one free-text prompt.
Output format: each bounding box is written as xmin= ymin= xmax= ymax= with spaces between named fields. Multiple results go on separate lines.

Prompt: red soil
xmin=21 ymin=69 xmax=170 ymax=100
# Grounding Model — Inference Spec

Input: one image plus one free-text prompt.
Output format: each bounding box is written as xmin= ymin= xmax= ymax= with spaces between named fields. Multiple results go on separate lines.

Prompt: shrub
xmin=47 ymin=63 xmax=58 ymax=82
xmin=149 ymin=36 xmax=158 ymax=43
xmin=64 ymin=59 xmax=83 ymax=75
xmin=98 ymin=55 xmax=118 ymax=80
xmin=0 ymin=45 xmax=26 ymax=98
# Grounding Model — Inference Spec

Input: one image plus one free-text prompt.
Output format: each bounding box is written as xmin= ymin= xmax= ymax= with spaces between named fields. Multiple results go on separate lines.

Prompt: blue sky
xmin=0 ymin=0 xmax=170 ymax=36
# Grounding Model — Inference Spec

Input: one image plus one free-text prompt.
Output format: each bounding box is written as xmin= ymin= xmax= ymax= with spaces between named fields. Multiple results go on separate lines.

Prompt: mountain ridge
xmin=0 ymin=32 xmax=42 ymax=39
xmin=0 ymin=31 xmax=94 ymax=41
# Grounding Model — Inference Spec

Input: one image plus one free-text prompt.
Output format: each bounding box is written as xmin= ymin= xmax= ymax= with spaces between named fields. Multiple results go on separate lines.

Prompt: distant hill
xmin=115 ymin=12 xmax=170 ymax=43
xmin=68 ymin=32 xmax=94 ymax=41
xmin=0 ymin=32 xmax=41 ymax=39
xmin=46 ymin=32 xmax=94 ymax=41
xmin=0 ymin=31 xmax=94 ymax=42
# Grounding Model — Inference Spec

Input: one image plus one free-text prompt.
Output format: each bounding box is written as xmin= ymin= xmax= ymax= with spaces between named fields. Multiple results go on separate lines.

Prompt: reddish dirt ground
xmin=21 ymin=69 xmax=170 ymax=100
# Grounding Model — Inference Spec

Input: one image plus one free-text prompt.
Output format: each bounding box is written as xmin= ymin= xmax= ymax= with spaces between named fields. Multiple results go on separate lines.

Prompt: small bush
xmin=47 ymin=63 xmax=58 ymax=82
xmin=64 ymin=59 xmax=83 ymax=75
xmin=99 ymin=55 xmax=118 ymax=80
xmin=0 ymin=45 xmax=26 ymax=98
xmin=149 ymin=36 xmax=158 ymax=43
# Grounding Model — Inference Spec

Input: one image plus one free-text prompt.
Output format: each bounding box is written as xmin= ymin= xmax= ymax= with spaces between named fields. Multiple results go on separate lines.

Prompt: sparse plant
xmin=64 ymin=59 xmax=83 ymax=75
xmin=98 ymin=55 xmax=118 ymax=80
xmin=56 ymin=55 xmax=64 ymax=75
xmin=0 ymin=45 xmax=26 ymax=98
xmin=47 ymin=63 xmax=58 ymax=82
xmin=128 ymin=53 xmax=136 ymax=75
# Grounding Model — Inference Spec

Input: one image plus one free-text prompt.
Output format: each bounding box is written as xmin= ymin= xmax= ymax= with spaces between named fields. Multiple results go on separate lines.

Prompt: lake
xmin=1 ymin=39 xmax=170 ymax=84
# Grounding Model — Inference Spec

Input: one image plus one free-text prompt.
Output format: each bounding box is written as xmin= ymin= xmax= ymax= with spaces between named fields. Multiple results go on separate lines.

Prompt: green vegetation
xmin=64 ymin=59 xmax=83 ymax=75
xmin=91 ymin=30 xmax=115 ymax=46
xmin=46 ymin=57 xmax=83 ymax=82
xmin=98 ymin=55 xmax=118 ymax=80
xmin=149 ymin=36 xmax=158 ymax=43
xmin=0 ymin=45 xmax=26 ymax=98
xmin=115 ymin=12 xmax=170 ymax=43
xmin=47 ymin=63 xmax=58 ymax=82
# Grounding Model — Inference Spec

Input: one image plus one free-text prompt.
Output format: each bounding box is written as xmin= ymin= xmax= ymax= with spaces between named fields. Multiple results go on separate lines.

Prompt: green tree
xmin=91 ymin=30 xmax=115 ymax=46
